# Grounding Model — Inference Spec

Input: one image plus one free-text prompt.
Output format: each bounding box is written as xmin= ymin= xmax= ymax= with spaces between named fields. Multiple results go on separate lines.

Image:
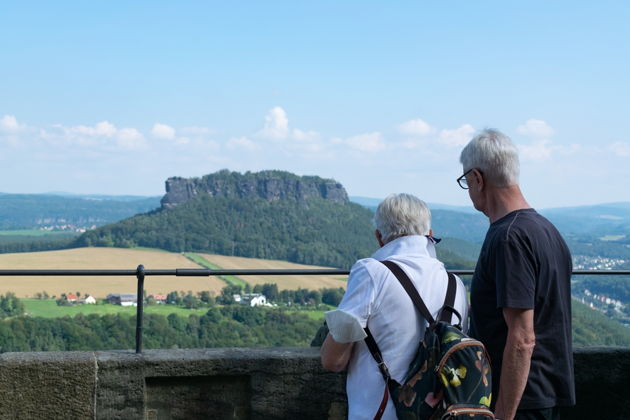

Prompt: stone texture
xmin=0 ymin=346 xmax=625 ymax=419
xmin=560 ymin=346 xmax=630 ymax=420
xmin=160 ymin=170 xmax=349 ymax=209
xmin=0 ymin=351 xmax=96 ymax=420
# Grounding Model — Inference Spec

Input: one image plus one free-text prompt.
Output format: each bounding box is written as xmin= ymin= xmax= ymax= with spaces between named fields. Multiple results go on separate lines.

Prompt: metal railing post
xmin=135 ymin=264 xmax=145 ymax=354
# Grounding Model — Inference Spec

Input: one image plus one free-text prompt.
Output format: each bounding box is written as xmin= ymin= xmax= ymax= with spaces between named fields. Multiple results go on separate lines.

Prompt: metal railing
xmin=0 ymin=267 xmax=628 ymax=353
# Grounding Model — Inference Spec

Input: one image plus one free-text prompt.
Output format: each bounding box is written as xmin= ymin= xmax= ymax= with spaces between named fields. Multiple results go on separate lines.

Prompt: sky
xmin=1 ymin=1 xmax=629 ymax=209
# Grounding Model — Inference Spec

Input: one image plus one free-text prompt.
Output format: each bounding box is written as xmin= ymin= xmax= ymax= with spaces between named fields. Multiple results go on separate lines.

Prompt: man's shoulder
xmin=495 ymin=209 xmax=561 ymax=239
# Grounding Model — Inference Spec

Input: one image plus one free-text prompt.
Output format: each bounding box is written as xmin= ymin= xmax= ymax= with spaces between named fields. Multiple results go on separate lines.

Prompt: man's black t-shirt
xmin=470 ymin=208 xmax=575 ymax=409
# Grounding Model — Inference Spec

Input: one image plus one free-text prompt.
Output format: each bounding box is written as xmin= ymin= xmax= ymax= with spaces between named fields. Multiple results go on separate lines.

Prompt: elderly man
xmin=320 ymin=193 xmax=468 ymax=420
xmin=458 ymin=129 xmax=575 ymax=420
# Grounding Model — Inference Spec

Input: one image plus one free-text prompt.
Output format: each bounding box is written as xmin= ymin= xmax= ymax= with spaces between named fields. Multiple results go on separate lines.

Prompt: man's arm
xmin=494 ymin=307 xmax=535 ymax=420
xmin=321 ymin=333 xmax=355 ymax=372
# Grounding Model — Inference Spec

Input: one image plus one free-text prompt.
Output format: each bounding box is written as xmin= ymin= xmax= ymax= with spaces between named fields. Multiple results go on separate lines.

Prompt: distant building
xmin=80 ymin=295 xmax=97 ymax=304
xmin=235 ymin=293 xmax=268 ymax=307
xmin=149 ymin=294 xmax=167 ymax=304
xmin=66 ymin=293 xmax=78 ymax=302
xmin=106 ymin=293 xmax=138 ymax=307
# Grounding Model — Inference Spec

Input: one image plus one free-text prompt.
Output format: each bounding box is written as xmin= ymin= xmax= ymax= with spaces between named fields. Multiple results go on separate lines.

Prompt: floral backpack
xmin=364 ymin=260 xmax=493 ymax=420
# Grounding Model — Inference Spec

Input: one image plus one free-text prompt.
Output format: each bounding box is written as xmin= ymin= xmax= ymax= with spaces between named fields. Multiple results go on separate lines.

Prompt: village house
xmin=79 ymin=295 xmax=97 ymax=304
xmin=106 ymin=293 xmax=138 ymax=307
xmin=233 ymin=293 xmax=268 ymax=307
xmin=149 ymin=294 xmax=167 ymax=304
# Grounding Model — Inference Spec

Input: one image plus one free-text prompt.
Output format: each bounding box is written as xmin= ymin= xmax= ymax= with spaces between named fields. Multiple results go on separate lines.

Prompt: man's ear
xmin=474 ymin=169 xmax=484 ymax=191
xmin=375 ymin=230 xmax=385 ymax=247
xmin=428 ymin=228 xmax=433 ymax=237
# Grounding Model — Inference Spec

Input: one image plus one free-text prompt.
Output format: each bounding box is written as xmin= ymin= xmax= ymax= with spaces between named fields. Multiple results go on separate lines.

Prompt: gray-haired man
xmin=458 ymin=129 xmax=575 ymax=420
xmin=321 ymin=193 xmax=468 ymax=420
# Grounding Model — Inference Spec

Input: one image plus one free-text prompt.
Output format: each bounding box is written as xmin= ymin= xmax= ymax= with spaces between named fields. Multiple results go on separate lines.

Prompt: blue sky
xmin=1 ymin=1 xmax=629 ymax=208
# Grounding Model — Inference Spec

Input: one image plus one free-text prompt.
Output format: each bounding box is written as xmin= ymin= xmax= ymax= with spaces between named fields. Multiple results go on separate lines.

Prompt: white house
xmin=239 ymin=293 xmax=268 ymax=307
xmin=80 ymin=295 xmax=96 ymax=304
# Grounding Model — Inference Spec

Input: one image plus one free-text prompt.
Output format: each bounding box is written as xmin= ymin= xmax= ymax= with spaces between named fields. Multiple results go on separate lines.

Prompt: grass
xmin=23 ymin=299 xmax=211 ymax=318
xmin=183 ymin=253 xmax=248 ymax=288
xmin=22 ymin=298 xmax=325 ymax=320
xmin=299 ymin=310 xmax=326 ymax=321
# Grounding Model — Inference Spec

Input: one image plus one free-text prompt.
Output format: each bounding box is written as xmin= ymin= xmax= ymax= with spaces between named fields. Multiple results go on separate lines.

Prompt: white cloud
xmin=609 ymin=141 xmax=630 ymax=157
xmin=0 ymin=115 xmax=22 ymax=132
xmin=333 ymin=132 xmax=385 ymax=152
xmin=517 ymin=119 xmax=554 ymax=138
xmin=398 ymin=118 xmax=433 ymax=136
xmin=40 ymin=120 xmax=149 ymax=150
xmin=152 ymin=123 xmax=176 ymax=140
xmin=227 ymin=136 xmax=259 ymax=152
xmin=519 ymin=139 xmax=553 ymax=161
xmin=175 ymin=137 xmax=191 ymax=145
xmin=117 ymin=128 xmax=146 ymax=149
xmin=180 ymin=126 xmax=214 ymax=136
xmin=439 ymin=124 xmax=475 ymax=147
xmin=257 ymin=106 xmax=289 ymax=140
xmin=292 ymin=129 xmax=319 ymax=142
xmin=94 ymin=121 xmax=117 ymax=137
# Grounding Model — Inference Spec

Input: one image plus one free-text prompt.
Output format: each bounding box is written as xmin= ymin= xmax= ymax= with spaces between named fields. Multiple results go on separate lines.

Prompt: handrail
xmin=0 ymin=267 xmax=627 ymax=353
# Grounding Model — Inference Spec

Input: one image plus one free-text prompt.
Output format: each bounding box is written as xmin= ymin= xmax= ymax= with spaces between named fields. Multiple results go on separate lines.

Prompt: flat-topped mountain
xmin=74 ymin=170 xmax=373 ymax=268
xmin=161 ymin=170 xmax=348 ymax=209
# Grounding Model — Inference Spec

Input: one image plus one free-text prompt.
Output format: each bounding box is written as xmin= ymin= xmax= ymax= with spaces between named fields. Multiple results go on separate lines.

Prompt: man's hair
xmin=374 ymin=193 xmax=431 ymax=244
xmin=459 ymin=128 xmax=520 ymax=187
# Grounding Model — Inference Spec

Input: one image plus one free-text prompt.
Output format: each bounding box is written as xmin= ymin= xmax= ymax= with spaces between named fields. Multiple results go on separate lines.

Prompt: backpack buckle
xmin=377 ymin=361 xmax=391 ymax=379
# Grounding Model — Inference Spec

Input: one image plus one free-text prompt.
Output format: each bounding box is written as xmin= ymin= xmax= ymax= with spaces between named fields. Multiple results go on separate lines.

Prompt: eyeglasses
xmin=457 ymin=169 xmax=473 ymax=189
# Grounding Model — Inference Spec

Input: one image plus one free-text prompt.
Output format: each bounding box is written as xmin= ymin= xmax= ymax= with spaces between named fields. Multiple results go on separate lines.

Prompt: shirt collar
xmin=371 ymin=235 xmax=438 ymax=260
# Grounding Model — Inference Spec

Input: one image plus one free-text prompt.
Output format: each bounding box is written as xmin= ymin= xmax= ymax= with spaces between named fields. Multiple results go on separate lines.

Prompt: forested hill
xmin=73 ymin=171 xmax=377 ymax=269
xmin=0 ymin=193 xmax=160 ymax=230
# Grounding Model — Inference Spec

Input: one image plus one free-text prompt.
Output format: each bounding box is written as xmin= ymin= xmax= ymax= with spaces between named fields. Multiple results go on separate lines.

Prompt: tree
xmin=182 ymin=292 xmax=200 ymax=309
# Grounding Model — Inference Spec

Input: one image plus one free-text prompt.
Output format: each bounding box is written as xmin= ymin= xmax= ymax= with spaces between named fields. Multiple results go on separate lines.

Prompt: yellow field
xmin=0 ymin=248 xmax=347 ymax=298
xmin=198 ymin=253 xmax=348 ymax=290
xmin=0 ymin=248 xmax=224 ymax=298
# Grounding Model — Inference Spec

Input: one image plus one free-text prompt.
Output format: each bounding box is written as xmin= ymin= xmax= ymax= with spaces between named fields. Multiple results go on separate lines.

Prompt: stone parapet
xmin=0 ymin=346 xmax=626 ymax=419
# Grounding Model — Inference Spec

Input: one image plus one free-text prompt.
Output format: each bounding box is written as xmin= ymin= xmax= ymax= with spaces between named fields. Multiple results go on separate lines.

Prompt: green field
xmin=23 ymin=299 xmax=210 ymax=318
xmin=183 ymin=252 xmax=248 ymax=288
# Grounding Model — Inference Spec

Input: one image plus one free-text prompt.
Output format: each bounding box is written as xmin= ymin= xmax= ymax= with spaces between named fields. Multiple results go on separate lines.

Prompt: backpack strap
xmin=380 ymin=260 xmax=436 ymax=325
xmin=438 ymin=272 xmax=457 ymax=322
xmin=381 ymin=260 xmax=458 ymax=325
xmin=363 ymin=328 xmax=391 ymax=420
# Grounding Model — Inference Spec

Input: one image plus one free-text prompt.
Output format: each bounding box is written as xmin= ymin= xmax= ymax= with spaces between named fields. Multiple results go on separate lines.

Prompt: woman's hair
xmin=374 ymin=193 xmax=431 ymax=244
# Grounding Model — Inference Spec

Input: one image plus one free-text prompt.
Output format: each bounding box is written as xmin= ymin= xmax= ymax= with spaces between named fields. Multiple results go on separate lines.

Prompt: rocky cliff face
xmin=160 ymin=170 xmax=349 ymax=209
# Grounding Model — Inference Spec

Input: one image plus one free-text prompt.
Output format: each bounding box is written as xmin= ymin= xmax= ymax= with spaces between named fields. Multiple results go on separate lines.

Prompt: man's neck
xmin=485 ymin=185 xmax=530 ymax=223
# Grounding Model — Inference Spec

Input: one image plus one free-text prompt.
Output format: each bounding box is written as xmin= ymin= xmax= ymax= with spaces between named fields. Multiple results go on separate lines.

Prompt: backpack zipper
xmin=441 ymin=406 xmax=495 ymax=419
xmin=435 ymin=339 xmax=488 ymax=374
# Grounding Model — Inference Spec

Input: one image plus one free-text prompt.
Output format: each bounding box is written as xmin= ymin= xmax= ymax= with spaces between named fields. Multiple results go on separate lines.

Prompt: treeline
xmin=73 ymin=195 xmax=378 ymax=269
xmin=154 ymin=284 xmax=345 ymax=308
xmin=0 ymin=235 xmax=76 ymax=254
xmin=0 ymin=308 xmax=320 ymax=352
xmin=0 ymin=293 xmax=24 ymax=318
xmin=572 ymin=299 xmax=630 ymax=346
xmin=575 ymin=276 xmax=630 ymax=302
xmin=0 ymin=194 xmax=160 ymax=230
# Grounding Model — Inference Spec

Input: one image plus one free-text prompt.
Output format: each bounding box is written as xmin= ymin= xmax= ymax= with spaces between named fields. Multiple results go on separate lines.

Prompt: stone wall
xmin=0 ymin=347 xmax=627 ymax=419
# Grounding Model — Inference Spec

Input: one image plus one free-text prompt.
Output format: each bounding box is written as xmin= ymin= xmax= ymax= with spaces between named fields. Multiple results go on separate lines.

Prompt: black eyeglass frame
xmin=457 ymin=169 xmax=474 ymax=189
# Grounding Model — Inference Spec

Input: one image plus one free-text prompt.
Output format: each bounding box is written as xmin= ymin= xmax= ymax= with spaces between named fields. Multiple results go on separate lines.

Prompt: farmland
xmin=197 ymin=253 xmax=348 ymax=290
xmin=0 ymin=247 xmax=222 ymax=298
xmin=0 ymin=247 xmax=347 ymax=299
